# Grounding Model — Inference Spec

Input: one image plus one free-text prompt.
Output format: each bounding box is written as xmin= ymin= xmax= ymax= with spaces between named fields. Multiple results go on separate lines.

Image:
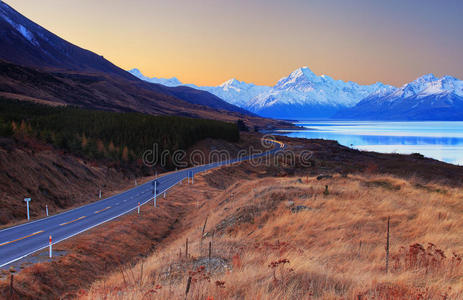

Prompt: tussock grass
xmin=84 ymin=173 xmax=463 ymax=299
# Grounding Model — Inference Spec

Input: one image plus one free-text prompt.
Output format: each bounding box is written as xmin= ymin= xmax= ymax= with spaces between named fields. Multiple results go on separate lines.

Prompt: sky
xmin=5 ymin=0 xmax=463 ymax=87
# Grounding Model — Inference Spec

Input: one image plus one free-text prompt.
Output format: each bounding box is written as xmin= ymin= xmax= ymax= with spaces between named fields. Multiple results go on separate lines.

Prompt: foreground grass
xmin=84 ymin=173 xmax=463 ymax=299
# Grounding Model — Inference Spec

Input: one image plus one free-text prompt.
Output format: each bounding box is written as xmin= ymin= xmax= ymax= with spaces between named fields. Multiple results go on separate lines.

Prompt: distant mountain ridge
xmin=129 ymin=67 xmax=396 ymax=119
xmin=245 ymin=67 xmax=395 ymax=119
xmin=130 ymin=68 xmax=463 ymax=120
xmin=335 ymin=74 xmax=463 ymax=120
xmin=129 ymin=68 xmax=271 ymax=108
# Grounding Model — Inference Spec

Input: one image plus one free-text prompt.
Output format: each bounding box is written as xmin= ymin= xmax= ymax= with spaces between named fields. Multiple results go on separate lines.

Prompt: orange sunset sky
xmin=5 ymin=0 xmax=463 ymax=87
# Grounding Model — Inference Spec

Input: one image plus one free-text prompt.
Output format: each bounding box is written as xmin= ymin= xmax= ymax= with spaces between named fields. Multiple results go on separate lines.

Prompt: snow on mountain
xmin=128 ymin=69 xmax=182 ymax=87
xmin=0 ymin=6 xmax=39 ymax=46
xmin=128 ymin=69 xmax=271 ymax=107
xmin=390 ymin=74 xmax=463 ymax=99
xmin=335 ymin=74 xmax=463 ymax=120
xmin=0 ymin=1 xmax=134 ymax=79
xmin=0 ymin=2 xmax=40 ymax=47
xmin=129 ymin=67 xmax=463 ymax=120
xmin=245 ymin=67 xmax=396 ymax=118
xmin=199 ymin=79 xmax=271 ymax=107
xmin=129 ymin=67 xmax=397 ymax=118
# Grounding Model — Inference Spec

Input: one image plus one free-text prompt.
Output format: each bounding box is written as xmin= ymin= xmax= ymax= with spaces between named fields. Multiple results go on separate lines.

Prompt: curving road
xmin=0 ymin=139 xmax=284 ymax=267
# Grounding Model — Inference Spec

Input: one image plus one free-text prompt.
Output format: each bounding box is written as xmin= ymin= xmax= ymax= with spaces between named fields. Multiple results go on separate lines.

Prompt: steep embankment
xmin=0 ymin=137 xmax=135 ymax=226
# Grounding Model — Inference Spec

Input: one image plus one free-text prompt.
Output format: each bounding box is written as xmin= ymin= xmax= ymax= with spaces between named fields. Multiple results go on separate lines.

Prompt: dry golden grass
xmin=83 ymin=173 xmax=463 ymax=299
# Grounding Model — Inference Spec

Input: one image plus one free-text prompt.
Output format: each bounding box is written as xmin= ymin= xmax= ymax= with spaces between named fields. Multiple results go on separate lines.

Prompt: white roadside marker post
xmin=154 ymin=181 xmax=157 ymax=208
xmin=46 ymin=205 xmax=48 ymax=217
xmin=135 ymin=179 xmax=137 ymax=186
xmin=49 ymin=235 xmax=52 ymax=258
xmin=99 ymin=189 xmax=102 ymax=199
xmin=164 ymin=192 xmax=166 ymax=199
xmin=138 ymin=202 xmax=140 ymax=215
xmin=24 ymin=198 xmax=31 ymax=220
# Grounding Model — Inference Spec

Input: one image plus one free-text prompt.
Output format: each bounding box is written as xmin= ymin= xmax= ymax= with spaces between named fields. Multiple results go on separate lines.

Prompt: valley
xmin=0 ymin=1 xmax=462 ymax=299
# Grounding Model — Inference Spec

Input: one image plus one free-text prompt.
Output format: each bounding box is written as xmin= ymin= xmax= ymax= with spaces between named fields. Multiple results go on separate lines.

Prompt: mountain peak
xmin=290 ymin=66 xmax=317 ymax=79
xmin=128 ymin=68 xmax=182 ymax=87
xmin=275 ymin=66 xmax=321 ymax=89
xmin=415 ymin=73 xmax=438 ymax=83
xmin=128 ymin=68 xmax=143 ymax=76
xmin=221 ymin=78 xmax=239 ymax=86
xmin=394 ymin=73 xmax=463 ymax=98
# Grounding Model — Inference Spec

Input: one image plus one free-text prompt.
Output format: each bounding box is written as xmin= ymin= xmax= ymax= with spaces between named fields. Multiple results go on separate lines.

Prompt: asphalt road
xmin=0 ymin=139 xmax=284 ymax=267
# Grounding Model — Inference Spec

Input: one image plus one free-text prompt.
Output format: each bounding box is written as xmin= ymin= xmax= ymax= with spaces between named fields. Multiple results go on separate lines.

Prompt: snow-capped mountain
xmin=200 ymin=79 xmax=271 ymax=108
xmin=129 ymin=67 xmax=395 ymax=119
xmin=389 ymin=74 xmax=463 ymax=99
xmin=128 ymin=69 xmax=270 ymax=108
xmin=246 ymin=67 xmax=396 ymax=119
xmin=128 ymin=69 xmax=182 ymax=87
xmin=130 ymin=67 xmax=463 ymax=120
xmin=336 ymin=74 xmax=463 ymax=120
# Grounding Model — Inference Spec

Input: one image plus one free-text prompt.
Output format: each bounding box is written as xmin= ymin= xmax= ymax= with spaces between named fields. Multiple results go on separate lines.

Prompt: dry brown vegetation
xmin=83 ymin=170 xmax=463 ymax=299
xmin=0 ymin=133 xmax=267 ymax=298
xmin=0 ymin=137 xmax=136 ymax=226
xmin=0 ymin=132 xmax=265 ymax=227
xmin=2 ymin=135 xmax=463 ymax=299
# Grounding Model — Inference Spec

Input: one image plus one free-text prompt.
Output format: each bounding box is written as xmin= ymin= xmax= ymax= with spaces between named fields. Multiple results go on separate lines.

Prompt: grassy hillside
xmin=0 ymin=98 xmax=239 ymax=166
xmin=2 ymin=135 xmax=463 ymax=299
xmin=85 ymin=172 xmax=463 ymax=299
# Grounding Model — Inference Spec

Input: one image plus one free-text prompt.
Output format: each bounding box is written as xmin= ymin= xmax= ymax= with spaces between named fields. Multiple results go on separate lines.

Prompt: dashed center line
xmin=0 ymin=230 xmax=44 ymax=247
xmin=60 ymin=216 xmax=86 ymax=226
xmin=94 ymin=206 xmax=111 ymax=214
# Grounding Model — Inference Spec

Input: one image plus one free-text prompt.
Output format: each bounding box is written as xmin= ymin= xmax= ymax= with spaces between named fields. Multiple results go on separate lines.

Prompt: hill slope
xmin=0 ymin=1 xmax=259 ymax=121
xmin=0 ymin=1 xmax=132 ymax=79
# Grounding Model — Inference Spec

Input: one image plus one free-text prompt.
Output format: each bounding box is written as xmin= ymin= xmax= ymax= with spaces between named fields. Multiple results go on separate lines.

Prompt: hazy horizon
xmin=5 ymin=0 xmax=463 ymax=87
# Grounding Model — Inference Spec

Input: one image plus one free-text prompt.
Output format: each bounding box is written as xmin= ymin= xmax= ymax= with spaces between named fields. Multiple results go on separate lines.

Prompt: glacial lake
xmin=273 ymin=121 xmax=463 ymax=166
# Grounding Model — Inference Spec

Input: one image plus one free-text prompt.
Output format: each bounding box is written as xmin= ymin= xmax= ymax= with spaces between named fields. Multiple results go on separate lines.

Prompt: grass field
xmin=84 ymin=172 xmax=463 ymax=299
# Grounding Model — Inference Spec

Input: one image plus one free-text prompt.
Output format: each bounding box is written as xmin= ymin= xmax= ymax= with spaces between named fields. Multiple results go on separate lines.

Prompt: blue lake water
xmin=273 ymin=121 xmax=463 ymax=166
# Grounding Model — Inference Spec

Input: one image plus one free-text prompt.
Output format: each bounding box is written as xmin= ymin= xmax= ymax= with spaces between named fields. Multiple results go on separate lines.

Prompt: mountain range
xmin=0 ymin=1 xmax=290 ymax=129
xmin=1 ymin=0 xmax=461 ymax=122
xmin=130 ymin=68 xmax=463 ymax=120
xmin=336 ymin=74 xmax=463 ymax=120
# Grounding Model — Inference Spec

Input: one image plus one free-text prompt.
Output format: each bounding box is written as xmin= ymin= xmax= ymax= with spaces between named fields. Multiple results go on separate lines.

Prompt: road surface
xmin=0 ymin=139 xmax=284 ymax=267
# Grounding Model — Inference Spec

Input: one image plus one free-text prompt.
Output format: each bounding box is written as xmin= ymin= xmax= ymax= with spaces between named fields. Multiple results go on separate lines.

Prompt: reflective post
xmin=154 ymin=181 xmax=157 ymax=207
xmin=49 ymin=235 xmax=52 ymax=258
xmin=24 ymin=198 xmax=31 ymax=220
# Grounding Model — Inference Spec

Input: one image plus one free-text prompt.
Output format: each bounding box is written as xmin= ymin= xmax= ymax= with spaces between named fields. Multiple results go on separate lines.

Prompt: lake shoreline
xmin=270 ymin=121 xmax=463 ymax=166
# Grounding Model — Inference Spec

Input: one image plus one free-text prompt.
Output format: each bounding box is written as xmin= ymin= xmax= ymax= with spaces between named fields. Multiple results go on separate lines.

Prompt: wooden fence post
xmin=209 ymin=241 xmax=212 ymax=261
xmin=185 ymin=276 xmax=192 ymax=300
xmin=9 ymin=274 xmax=14 ymax=298
xmin=201 ymin=216 xmax=208 ymax=239
xmin=386 ymin=216 xmax=390 ymax=273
